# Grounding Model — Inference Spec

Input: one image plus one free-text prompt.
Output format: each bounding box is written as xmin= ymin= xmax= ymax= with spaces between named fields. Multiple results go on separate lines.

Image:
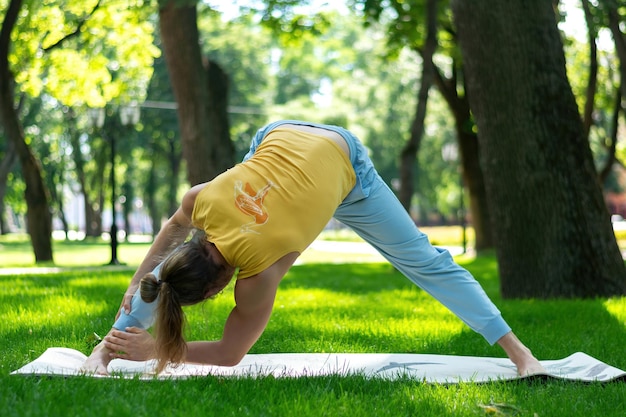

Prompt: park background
xmin=1 ymin=0 xmax=626 ymax=416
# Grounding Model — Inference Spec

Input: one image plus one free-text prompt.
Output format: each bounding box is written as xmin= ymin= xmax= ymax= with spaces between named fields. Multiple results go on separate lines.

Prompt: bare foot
xmin=515 ymin=355 xmax=547 ymax=377
xmin=82 ymin=339 xmax=114 ymax=375
xmin=497 ymin=331 xmax=546 ymax=376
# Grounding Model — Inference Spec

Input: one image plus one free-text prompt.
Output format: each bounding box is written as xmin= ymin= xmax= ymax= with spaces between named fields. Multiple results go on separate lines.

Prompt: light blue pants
xmin=116 ymin=120 xmax=511 ymax=345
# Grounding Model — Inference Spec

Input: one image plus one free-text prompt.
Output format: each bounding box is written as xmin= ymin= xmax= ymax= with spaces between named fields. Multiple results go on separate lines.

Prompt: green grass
xmin=0 ymin=236 xmax=152 ymax=267
xmin=0 ymin=236 xmax=625 ymax=416
xmin=318 ymin=226 xmax=475 ymax=247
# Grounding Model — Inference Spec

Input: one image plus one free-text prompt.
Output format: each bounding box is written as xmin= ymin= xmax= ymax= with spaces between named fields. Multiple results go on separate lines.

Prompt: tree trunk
xmin=68 ymin=118 xmax=100 ymax=238
xmin=452 ymin=0 xmax=626 ymax=298
xmin=0 ymin=139 xmax=17 ymax=234
xmin=600 ymin=1 xmax=626 ymax=186
xmin=205 ymin=58 xmax=234 ymax=176
xmin=0 ymin=0 xmax=53 ymax=262
xmin=398 ymin=0 xmax=438 ymax=212
xmin=145 ymin=155 xmax=160 ymax=237
xmin=607 ymin=1 xmax=626 ymax=103
xmin=458 ymin=128 xmax=492 ymax=252
xmin=159 ymin=1 xmax=233 ymax=186
xmin=166 ymin=138 xmax=181 ymax=217
xmin=433 ymin=66 xmax=494 ymax=251
xmin=55 ymin=195 xmax=69 ymax=240
xmin=121 ymin=159 xmax=135 ymax=237
xmin=598 ymin=87 xmax=620 ymax=184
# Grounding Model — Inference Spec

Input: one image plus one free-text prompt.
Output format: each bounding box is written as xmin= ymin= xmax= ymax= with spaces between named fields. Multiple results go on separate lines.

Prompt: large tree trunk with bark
xmin=0 ymin=0 xmax=52 ymax=262
xmin=452 ymin=0 xmax=626 ymax=298
xmin=159 ymin=0 xmax=233 ymax=186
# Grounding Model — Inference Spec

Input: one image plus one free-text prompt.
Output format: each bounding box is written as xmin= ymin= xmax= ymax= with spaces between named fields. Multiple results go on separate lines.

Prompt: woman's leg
xmin=334 ymin=177 xmax=511 ymax=345
xmin=332 ymin=129 xmax=544 ymax=374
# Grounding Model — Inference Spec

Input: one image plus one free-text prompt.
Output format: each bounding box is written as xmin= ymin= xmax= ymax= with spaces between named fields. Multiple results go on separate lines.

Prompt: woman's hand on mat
xmin=103 ymin=327 xmax=156 ymax=361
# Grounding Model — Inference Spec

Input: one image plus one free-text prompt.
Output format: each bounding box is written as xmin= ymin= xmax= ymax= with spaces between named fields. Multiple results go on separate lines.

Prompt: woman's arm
xmin=119 ymin=182 xmax=209 ymax=314
xmin=104 ymin=252 xmax=299 ymax=366
xmin=185 ymin=252 xmax=299 ymax=366
xmin=103 ymin=270 xmax=278 ymax=366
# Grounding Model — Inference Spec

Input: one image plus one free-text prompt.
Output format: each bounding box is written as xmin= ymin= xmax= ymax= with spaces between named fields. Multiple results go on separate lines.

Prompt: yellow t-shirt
xmin=191 ymin=127 xmax=356 ymax=279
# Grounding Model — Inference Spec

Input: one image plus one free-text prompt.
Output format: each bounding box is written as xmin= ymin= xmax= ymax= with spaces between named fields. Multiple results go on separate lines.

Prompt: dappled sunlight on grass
xmin=281 ymin=263 xmax=406 ymax=292
xmin=0 ymin=295 xmax=103 ymax=329
xmin=273 ymin=287 xmax=456 ymax=324
xmin=248 ymin=263 xmax=466 ymax=354
xmin=65 ymin=276 xmax=129 ymax=290
xmin=0 ymin=270 xmax=136 ymax=366
xmin=0 ymin=276 xmax=120 ymax=334
xmin=185 ymin=263 xmax=468 ymax=355
xmin=603 ymin=298 xmax=626 ymax=327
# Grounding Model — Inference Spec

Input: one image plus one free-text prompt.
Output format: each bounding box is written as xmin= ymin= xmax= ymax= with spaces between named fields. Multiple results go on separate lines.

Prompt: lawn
xmin=0 ymin=233 xmax=624 ymax=416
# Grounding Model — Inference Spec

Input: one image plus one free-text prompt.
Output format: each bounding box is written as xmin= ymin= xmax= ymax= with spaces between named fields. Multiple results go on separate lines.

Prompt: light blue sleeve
xmin=112 ymin=262 xmax=162 ymax=331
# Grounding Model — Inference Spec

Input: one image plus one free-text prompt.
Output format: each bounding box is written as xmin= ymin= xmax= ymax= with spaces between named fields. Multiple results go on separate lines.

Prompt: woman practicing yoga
xmin=83 ymin=120 xmax=544 ymax=376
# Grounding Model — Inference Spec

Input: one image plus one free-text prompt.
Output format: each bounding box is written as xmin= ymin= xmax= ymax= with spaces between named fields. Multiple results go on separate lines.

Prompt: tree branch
xmin=0 ymin=0 xmax=23 ymax=74
xmin=42 ymin=0 xmax=102 ymax=53
xmin=581 ymin=0 xmax=598 ymax=139
xmin=599 ymin=86 xmax=621 ymax=184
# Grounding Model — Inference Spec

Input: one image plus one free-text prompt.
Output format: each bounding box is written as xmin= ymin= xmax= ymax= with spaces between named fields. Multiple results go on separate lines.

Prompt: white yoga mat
xmin=11 ymin=348 xmax=625 ymax=383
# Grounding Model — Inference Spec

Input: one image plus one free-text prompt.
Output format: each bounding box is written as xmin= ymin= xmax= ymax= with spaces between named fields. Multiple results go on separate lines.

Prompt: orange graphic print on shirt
xmin=234 ymin=180 xmax=275 ymax=233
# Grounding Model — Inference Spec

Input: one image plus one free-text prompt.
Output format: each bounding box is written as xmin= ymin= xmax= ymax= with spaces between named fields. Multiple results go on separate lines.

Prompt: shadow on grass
xmin=281 ymin=263 xmax=407 ymax=294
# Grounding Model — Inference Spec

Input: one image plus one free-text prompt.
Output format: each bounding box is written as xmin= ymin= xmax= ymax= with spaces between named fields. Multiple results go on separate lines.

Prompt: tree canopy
xmin=2 ymin=0 xmax=625 ymax=297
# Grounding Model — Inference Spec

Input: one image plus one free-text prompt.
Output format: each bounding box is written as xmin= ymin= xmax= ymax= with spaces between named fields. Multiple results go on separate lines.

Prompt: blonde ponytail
xmin=154 ymin=281 xmax=187 ymax=373
xmin=140 ymin=230 xmax=234 ymax=373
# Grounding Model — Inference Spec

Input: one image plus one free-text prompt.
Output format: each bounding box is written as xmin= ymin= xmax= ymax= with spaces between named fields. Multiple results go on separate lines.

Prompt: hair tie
xmin=156 ymin=280 xmax=164 ymax=288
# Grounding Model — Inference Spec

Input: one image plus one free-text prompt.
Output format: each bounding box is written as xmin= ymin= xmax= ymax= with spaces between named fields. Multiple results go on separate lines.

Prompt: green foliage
xmin=134 ymin=53 xmax=183 ymax=216
xmin=562 ymin=24 xmax=620 ymax=170
xmin=11 ymin=0 xmax=159 ymax=107
xmin=1 ymin=0 xmax=162 ymax=236
xmin=356 ymin=0 xmax=453 ymax=55
xmin=3 ymin=172 xmax=26 ymax=215
xmin=3 ymin=0 xmax=490 ymax=235
xmin=258 ymin=0 xmax=333 ymax=41
xmin=6 ymin=0 xmax=626 ymax=247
